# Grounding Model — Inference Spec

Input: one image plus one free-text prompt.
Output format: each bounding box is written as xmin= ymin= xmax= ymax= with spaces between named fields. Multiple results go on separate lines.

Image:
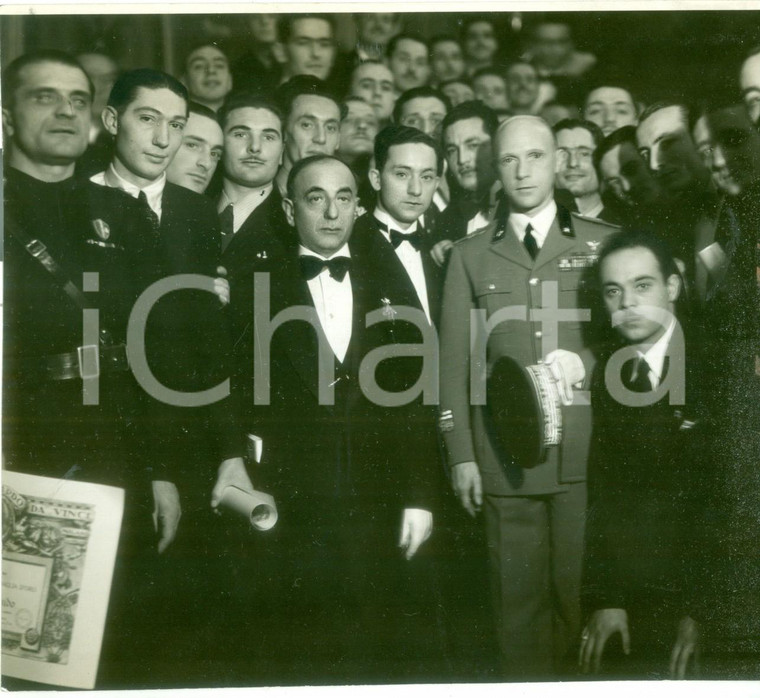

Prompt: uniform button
xmin=537 ymin=358 xmax=544 ymax=364
xmin=534 ymin=331 xmax=543 ymax=338
xmin=488 ymin=283 xmax=496 ymax=290
xmin=529 ymin=277 xmax=539 ymax=286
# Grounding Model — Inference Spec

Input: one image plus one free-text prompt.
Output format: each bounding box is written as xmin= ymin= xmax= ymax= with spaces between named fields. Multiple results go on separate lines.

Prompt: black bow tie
xmin=390 ymin=229 xmax=424 ymax=250
xmin=299 ymin=255 xmax=351 ymax=281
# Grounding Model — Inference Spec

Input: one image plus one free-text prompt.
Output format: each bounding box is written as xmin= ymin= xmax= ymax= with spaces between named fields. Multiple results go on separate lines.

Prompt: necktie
xmin=300 ymin=255 xmax=351 ymax=282
xmin=138 ymin=190 xmax=159 ymax=233
xmin=219 ymin=204 xmax=235 ymax=251
xmin=523 ymin=223 xmax=539 ymax=260
xmin=390 ymin=229 xmax=424 ymax=251
xmin=623 ymin=356 xmax=653 ymax=392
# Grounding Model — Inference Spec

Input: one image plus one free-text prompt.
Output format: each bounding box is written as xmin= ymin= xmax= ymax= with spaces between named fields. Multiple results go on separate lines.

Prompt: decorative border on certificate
xmin=2 ymin=471 xmax=124 ymax=689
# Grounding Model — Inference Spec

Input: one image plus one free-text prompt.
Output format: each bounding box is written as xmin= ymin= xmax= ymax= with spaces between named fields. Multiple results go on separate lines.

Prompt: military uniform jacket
xmin=439 ymin=207 xmax=617 ymax=496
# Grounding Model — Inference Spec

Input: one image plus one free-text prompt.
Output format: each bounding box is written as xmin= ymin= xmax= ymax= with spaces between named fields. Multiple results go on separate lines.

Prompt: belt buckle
xmin=77 ymin=344 xmax=100 ymax=380
xmin=25 ymin=239 xmax=48 ymax=258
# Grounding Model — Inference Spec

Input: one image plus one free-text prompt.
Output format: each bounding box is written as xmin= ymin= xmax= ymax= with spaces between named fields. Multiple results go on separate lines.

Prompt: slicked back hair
xmin=387 ymin=33 xmax=429 ymax=60
xmin=592 ymin=124 xmax=638 ymax=173
xmin=183 ymin=42 xmax=230 ymax=74
xmin=597 ymin=228 xmax=680 ymax=286
xmin=441 ymin=99 xmax=499 ymax=141
xmin=638 ymin=101 xmax=689 ymax=130
xmin=275 ymin=74 xmax=344 ymax=123
xmin=393 ymin=85 xmax=451 ymax=125
xmin=107 ymin=68 xmax=188 ymax=116
xmin=552 ymin=117 xmax=605 ymax=149
xmin=278 ymin=14 xmax=335 ymax=44
xmin=2 ymin=50 xmax=94 ymax=109
xmin=188 ymin=100 xmax=219 ymax=122
xmin=217 ymin=92 xmax=283 ymax=131
xmin=374 ymin=123 xmax=444 ymax=175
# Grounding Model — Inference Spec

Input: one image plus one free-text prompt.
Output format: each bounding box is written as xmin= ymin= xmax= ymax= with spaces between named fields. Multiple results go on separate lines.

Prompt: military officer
xmin=439 ymin=115 xmax=618 ymax=678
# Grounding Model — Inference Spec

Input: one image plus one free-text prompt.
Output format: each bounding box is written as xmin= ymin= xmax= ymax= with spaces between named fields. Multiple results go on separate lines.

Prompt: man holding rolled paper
xmin=438 ymin=115 xmax=617 ymax=678
xmin=225 ymin=154 xmax=439 ymax=683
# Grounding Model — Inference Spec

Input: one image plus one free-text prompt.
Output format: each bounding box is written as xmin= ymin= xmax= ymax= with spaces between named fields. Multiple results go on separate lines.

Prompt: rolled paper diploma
xmin=219 ymin=485 xmax=278 ymax=531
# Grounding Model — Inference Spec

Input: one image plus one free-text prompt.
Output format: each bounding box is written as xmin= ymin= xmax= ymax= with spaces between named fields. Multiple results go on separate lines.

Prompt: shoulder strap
xmin=5 ymin=212 xmax=90 ymax=310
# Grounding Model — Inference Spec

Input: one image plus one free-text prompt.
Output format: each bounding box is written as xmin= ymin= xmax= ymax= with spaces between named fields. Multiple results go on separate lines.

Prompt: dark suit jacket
xmin=3 ymin=168 xmax=159 ymax=486
xmin=583 ymin=337 xmax=711 ymax=624
xmin=350 ymin=211 xmax=444 ymax=327
xmin=141 ymin=182 xmax=244 ymax=480
xmin=231 ymin=233 xmax=439 ymax=525
xmin=220 ymin=188 xmax=290 ymax=279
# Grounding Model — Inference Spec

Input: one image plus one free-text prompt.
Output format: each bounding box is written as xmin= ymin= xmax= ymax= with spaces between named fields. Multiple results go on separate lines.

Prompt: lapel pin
xmin=92 ymin=219 xmax=110 ymax=240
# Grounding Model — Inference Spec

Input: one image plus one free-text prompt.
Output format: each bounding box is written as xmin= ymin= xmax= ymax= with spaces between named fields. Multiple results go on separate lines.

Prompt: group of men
xmin=2 ymin=11 xmax=760 ymax=689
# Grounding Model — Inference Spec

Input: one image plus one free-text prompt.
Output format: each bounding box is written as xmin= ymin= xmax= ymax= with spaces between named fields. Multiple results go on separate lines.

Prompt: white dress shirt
xmin=91 ymin=164 xmax=166 ymax=223
xmin=509 ymin=199 xmax=558 ymax=250
xmin=218 ymin=182 xmax=274 ymax=234
xmin=374 ymin=206 xmax=432 ymax=324
xmin=299 ymin=243 xmax=353 ymax=363
xmin=634 ymin=317 xmax=677 ymax=390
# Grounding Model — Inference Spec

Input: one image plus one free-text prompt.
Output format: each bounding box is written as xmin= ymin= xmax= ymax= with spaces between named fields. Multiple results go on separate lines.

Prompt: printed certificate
xmin=2 ymin=471 xmax=124 ymax=689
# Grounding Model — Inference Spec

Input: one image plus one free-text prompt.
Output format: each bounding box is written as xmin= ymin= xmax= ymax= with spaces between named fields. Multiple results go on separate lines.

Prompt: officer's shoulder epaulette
xmin=452 ymin=223 xmax=494 ymax=247
xmin=571 ymin=211 xmax=621 ymax=230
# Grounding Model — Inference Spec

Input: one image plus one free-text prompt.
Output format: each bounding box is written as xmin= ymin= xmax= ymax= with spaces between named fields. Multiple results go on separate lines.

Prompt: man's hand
xmin=431 ymin=240 xmax=454 ymax=266
xmin=452 ymin=461 xmax=482 ymax=517
xmin=669 ymin=615 xmax=699 ymax=679
xmin=152 ymin=480 xmax=181 ymax=554
xmin=211 ymin=457 xmax=254 ymax=509
xmin=399 ymin=508 xmax=433 ymax=560
xmin=579 ymin=608 xmax=630 ymax=673
xmin=544 ymin=349 xmax=586 ymax=405
xmin=214 ymin=266 xmax=230 ymax=306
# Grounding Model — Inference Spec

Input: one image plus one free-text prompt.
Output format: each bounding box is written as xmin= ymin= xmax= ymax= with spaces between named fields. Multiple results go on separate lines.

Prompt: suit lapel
xmin=222 ymin=188 xmax=280 ymax=261
xmin=271 ymin=256 xmax=337 ymax=406
xmin=489 ymin=220 xmax=535 ymax=269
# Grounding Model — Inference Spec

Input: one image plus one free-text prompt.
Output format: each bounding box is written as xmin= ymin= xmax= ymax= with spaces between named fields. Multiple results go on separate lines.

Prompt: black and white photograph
xmin=1 ymin=4 xmax=759 ymax=692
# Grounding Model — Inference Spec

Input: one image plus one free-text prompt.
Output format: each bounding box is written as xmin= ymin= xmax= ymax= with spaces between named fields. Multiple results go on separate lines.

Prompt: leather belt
xmin=24 ymin=344 xmax=130 ymax=381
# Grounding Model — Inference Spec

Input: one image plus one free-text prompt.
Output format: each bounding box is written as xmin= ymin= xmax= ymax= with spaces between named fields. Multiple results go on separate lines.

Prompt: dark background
xmin=2 ymin=10 xmax=757 ymax=106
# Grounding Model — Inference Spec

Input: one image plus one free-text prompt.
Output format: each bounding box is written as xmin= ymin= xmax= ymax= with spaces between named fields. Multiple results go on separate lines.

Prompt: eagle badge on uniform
xmin=586 ymin=240 xmax=601 ymax=253
xmin=92 ymin=219 xmax=110 ymax=240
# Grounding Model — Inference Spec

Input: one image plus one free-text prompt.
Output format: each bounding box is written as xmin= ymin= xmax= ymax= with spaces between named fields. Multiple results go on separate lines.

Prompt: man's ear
xmin=272 ymin=42 xmax=287 ymax=66
xmin=666 ymin=272 xmax=682 ymax=303
xmin=368 ymin=167 xmax=381 ymax=192
xmin=2 ymin=107 xmax=15 ymax=137
xmin=282 ymin=197 xmax=295 ymax=227
xmin=102 ymin=106 xmax=119 ymax=137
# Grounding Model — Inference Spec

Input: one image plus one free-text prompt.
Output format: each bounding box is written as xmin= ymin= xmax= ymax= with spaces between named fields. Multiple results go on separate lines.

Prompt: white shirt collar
xmin=509 ymin=198 xmax=557 ymax=249
xmin=298 ymin=242 xmax=351 ymax=261
xmin=637 ymin=316 xmax=677 ymax=388
xmin=218 ymin=182 xmax=274 ymax=234
xmin=91 ymin=163 xmax=166 ymax=220
xmin=373 ymin=205 xmax=419 ymax=237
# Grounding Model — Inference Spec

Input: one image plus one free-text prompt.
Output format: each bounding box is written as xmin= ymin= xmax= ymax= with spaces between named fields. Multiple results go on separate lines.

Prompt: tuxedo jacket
xmin=350 ymin=211 xmax=444 ymax=327
xmin=583 ymin=337 xmax=712 ymax=621
xmin=230 ymin=233 xmax=439 ymax=533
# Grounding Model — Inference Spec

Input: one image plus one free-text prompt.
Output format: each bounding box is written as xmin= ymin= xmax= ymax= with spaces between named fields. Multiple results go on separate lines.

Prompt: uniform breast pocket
xmin=475 ymin=278 xmax=517 ymax=335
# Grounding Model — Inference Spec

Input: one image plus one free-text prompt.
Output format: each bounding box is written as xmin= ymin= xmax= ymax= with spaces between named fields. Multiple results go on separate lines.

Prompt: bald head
xmin=494 ymin=116 xmax=558 ymax=215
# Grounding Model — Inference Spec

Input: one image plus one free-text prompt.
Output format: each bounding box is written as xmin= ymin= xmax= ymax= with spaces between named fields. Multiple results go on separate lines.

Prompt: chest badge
xmin=92 ymin=219 xmax=110 ymax=241
xmin=586 ymin=240 xmax=601 ymax=253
